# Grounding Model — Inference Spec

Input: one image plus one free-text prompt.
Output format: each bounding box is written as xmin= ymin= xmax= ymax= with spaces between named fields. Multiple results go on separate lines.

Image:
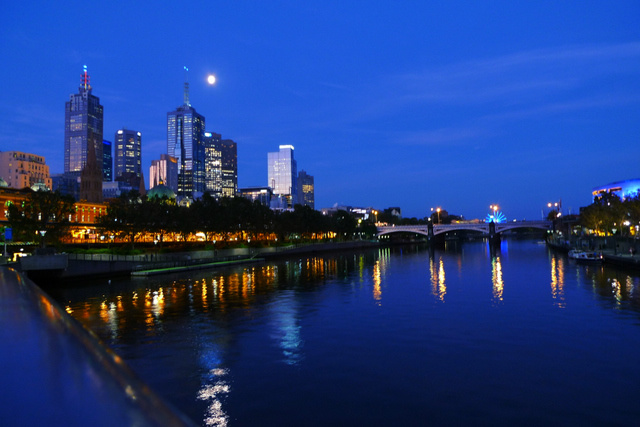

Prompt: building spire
xmin=183 ymin=66 xmax=190 ymax=106
xmin=81 ymin=65 xmax=91 ymax=91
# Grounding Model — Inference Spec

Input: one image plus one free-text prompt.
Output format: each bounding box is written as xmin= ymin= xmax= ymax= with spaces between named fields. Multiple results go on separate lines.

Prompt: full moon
xmin=207 ymin=74 xmax=216 ymax=85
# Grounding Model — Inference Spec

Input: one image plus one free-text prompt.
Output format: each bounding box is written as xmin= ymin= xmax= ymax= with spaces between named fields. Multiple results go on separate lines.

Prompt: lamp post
xmin=489 ymin=205 xmax=499 ymax=222
xmin=431 ymin=207 xmax=441 ymax=224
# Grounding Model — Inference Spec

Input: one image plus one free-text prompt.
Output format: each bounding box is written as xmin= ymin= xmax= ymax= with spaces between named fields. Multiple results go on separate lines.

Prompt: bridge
xmin=377 ymin=220 xmax=553 ymax=239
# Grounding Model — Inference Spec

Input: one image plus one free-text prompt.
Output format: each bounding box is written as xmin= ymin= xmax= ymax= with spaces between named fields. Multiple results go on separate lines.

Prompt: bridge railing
xmin=0 ymin=266 xmax=196 ymax=426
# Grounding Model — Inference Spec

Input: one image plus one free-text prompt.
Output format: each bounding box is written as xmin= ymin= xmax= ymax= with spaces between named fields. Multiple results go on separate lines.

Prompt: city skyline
xmin=1 ymin=1 xmax=639 ymax=219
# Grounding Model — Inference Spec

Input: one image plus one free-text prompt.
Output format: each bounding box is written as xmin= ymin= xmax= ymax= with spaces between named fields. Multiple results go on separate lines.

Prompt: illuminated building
xmin=114 ymin=129 xmax=142 ymax=182
xmin=64 ymin=66 xmax=104 ymax=179
xmin=149 ymin=154 xmax=178 ymax=192
xmin=296 ymin=170 xmax=314 ymax=209
xmin=167 ymin=69 xmax=206 ymax=198
xmin=220 ymin=139 xmax=237 ymax=198
xmin=204 ymin=134 xmax=237 ymax=198
xmin=0 ymin=187 xmax=107 ymax=242
xmin=204 ymin=132 xmax=222 ymax=195
xmin=592 ymin=179 xmax=640 ymax=201
xmin=239 ymin=187 xmax=272 ymax=206
xmin=0 ymin=151 xmax=52 ymax=190
xmin=268 ymin=145 xmax=297 ymax=208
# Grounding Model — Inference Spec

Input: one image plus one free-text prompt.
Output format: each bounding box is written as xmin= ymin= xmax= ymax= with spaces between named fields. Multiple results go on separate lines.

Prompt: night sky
xmin=1 ymin=1 xmax=639 ymax=220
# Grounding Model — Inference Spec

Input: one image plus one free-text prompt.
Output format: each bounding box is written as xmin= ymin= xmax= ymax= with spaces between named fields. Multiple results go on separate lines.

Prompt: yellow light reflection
xmin=550 ymin=256 xmax=566 ymax=308
xmin=492 ymin=257 xmax=504 ymax=303
xmin=373 ymin=260 xmax=382 ymax=304
xmin=430 ymin=257 xmax=446 ymax=302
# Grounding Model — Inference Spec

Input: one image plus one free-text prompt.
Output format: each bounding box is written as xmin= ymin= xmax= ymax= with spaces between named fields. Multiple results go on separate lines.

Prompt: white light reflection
xmin=269 ymin=292 xmax=304 ymax=365
xmin=197 ymin=368 xmax=230 ymax=427
xmin=611 ymin=278 xmax=622 ymax=303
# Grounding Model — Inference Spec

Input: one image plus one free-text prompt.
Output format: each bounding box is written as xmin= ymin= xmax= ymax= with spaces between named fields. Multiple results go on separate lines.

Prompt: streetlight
xmin=431 ymin=207 xmax=441 ymax=224
xmin=489 ymin=205 xmax=498 ymax=222
xmin=547 ymin=202 xmax=560 ymax=219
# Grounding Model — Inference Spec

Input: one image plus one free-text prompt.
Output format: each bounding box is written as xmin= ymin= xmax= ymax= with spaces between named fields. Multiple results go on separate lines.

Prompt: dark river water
xmin=48 ymin=239 xmax=640 ymax=426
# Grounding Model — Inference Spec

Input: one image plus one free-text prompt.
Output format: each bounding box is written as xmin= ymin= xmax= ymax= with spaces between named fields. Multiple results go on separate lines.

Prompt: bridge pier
xmin=488 ymin=221 xmax=501 ymax=251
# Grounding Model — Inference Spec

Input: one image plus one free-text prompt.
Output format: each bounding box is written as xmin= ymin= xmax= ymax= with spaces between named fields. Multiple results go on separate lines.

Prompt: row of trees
xmin=98 ymin=192 xmax=371 ymax=246
xmin=5 ymin=189 xmax=76 ymax=247
xmin=580 ymin=193 xmax=640 ymax=236
xmin=6 ymin=190 xmax=375 ymax=248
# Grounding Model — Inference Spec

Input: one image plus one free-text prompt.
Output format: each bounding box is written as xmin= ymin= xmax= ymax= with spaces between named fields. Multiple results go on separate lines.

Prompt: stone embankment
xmin=17 ymin=240 xmax=381 ymax=282
xmin=548 ymin=235 xmax=640 ymax=270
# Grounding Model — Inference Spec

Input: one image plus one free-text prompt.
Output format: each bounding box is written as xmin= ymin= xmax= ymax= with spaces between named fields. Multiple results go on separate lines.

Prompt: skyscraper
xmin=64 ymin=66 xmax=104 ymax=178
xmin=297 ymin=170 xmax=314 ymax=209
xmin=167 ymin=70 xmax=205 ymax=198
xmin=114 ymin=129 xmax=142 ymax=181
xmin=204 ymin=134 xmax=238 ymax=198
xmin=220 ymin=139 xmax=237 ymax=198
xmin=268 ymin=145 xmax=297 ymax=208
xmin=102 ymin=140 xmax=112 ymax=181
xmin=204 ymin=132 xmax=222 ymax=195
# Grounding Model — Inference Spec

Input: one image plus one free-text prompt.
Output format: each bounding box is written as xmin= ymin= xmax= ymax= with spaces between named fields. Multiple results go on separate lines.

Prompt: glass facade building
xmin=64 ymin=67 xmax=104 ymax=178
xmin=167 ymin=105 xmax=205 ymax=198
xmin=204 ymin=133 xmax=237 ymax=198
xmin=268 ymin=145 xmax=297 ymax=208
xmin=220 ymin=139 xmax=237 ymax=198
xmin=204 ymin=132 xmax=222 ymax=195
xmin=114 ymin=129 xmax=142 ymax=181
xmin=297 ymin=169 xmax=315 ymax=209
xmin=102 ymin=140 xmax=112 ymax=181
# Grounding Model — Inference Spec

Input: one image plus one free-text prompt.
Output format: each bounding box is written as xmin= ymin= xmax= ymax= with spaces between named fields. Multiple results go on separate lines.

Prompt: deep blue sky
xmin=1 ymin=1 xmax=639 ymax=220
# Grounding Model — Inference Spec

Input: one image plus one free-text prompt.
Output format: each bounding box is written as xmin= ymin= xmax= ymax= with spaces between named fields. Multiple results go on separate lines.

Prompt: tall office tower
xmin=220 ymin=139 xmax=237 ymax=198
xmin=204 ymin=134 xmax=237 ymax=198
xmin=204 ymin=132 xmax=222 ymax=196
xmin=268 ymin=145 xmax=297 ymax=208
xmin=64 ymin=66 xmax=104 ymax=177
xmin=167 ymin=69 xmax=205 ymax=198
xmin=114 ymin=129 xmax=142 ymax=181
xmin=149 ymin=154 xmax=178 ymax=192
xmin=0 ymin=151 xmax=52 ymax=190
xmin=297 ymin=170 xmax=315 ymax=209
xmin=103 ymin=140 xmax=112 ymax=181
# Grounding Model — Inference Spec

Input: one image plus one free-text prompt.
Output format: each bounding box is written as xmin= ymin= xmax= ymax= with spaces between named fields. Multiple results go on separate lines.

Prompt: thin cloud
xmin=370 ymin=42 xmax=640 ymax=110
xmin=395 ymin=127 xmax=493 ymax=146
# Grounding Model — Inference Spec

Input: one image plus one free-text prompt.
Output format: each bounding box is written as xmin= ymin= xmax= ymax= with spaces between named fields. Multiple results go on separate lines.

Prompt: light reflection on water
xmin=492 ymin=256 xmax=504 ymax=304
xmin=51 ymin=241 xmax=640 ymax=426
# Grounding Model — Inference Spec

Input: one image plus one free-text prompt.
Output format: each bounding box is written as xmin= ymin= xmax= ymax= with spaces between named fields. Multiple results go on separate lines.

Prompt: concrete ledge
xmin=18 ymin=254 xmax=68 ymax=271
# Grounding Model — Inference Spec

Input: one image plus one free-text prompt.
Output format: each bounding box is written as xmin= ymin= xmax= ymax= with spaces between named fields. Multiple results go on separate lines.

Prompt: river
xmin=47 ymin=239 xmax=640 ymax=426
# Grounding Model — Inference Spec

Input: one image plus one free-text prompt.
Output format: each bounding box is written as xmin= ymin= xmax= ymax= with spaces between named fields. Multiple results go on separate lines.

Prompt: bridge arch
xmin=376 ymin=221 xmax=552 ymax=238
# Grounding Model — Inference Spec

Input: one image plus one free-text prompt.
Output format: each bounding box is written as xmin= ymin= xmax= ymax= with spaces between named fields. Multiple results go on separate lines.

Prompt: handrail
xmin=0 ymin=267 xmax=195 ymax=426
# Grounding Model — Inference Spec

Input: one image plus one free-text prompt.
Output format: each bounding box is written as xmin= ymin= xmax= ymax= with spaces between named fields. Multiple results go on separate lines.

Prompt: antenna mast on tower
xmin=183 ymin=66 xmax=190 ymax=106
xmin=81 ymin=65 xmax=90 ymax=90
